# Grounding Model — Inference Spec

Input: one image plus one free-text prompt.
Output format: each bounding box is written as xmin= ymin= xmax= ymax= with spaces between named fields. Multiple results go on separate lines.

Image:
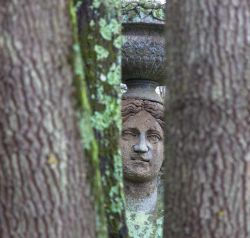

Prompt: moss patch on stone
xmin=122 ymin=0 xmax=165 ymax=24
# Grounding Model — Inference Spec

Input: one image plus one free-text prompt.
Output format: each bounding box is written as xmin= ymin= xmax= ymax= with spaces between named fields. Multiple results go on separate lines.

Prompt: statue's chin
xmin=123 ymin=169 xmax=157 ymax=183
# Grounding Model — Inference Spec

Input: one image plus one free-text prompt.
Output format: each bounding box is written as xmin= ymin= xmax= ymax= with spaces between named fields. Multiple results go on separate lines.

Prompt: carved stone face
xmin=120 ymin=110 xmax=164 ymax=183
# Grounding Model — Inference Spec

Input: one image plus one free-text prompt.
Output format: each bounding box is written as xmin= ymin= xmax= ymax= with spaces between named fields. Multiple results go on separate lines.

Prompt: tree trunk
xmin=0 ymin=1 xmax=95 ymax=237
xmin=165 ymin=1 xmax=250 ymax=237
xmin=78 ymin=1 xmax=128 ymax=237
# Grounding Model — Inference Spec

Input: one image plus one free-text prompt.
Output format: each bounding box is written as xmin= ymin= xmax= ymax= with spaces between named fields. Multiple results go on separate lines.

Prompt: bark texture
xmin=0 ymin=1 xmax=95 ymax=237
xmin=165 ymin=1 xmax=250 ymax=238
xmin=78 ymin=1 xmax=128 ymax=237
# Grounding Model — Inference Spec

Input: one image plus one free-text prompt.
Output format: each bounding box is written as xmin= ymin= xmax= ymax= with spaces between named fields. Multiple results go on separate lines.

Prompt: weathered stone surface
xmin=122 ymin=23 xmax=165 ymax=85
xmin=122 ymin=79 xmax=163 ymax=103
xmin=122 ymin=0 xmax=166 ymax=86
xmin=120 ymin=98 xmax=165 ymax=237
xmin=121 ymin=2 xmax=165 ymax=237
xmin=122 ymin=0 xmax=165 ymax=24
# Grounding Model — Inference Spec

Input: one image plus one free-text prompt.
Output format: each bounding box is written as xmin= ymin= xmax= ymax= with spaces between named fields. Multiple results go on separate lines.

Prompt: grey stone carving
xmin=121 ymin=1 xmax=165 ymax=236
xmin=121 ymin=98 xmax=164 ymax=211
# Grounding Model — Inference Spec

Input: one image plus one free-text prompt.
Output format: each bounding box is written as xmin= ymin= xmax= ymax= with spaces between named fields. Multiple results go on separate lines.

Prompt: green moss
xmin=93 ymin=0 xmax=101 ymax=9
xmin=94 ymin=45 xmax=109 ymax=60
xmin=78 ymin=0 xmax=128 ymax=237
xmin=152 ymin=8 xmax=165 ymax=20
xmin=99 ymin=18 xmax=121 ymax=41
xmin=114 ymin=35 xmax=123 ymax=49
xmin=68 ymin=1 xmax=108 ymax=238
xmin=122 ymin=0 xmax=165 ymax=23
xmin=71 ymin=1 xmax=165 ymax=237
xmin=90 ymin=83 xmax=121 ymax=131
xmin=107 ymin=63 xmax=121 ymax=85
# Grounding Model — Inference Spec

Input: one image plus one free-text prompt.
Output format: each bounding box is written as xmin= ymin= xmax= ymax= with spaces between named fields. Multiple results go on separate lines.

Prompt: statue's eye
xmin=122 ymin=130 xmax=138 ymax=140
xmin=147 ymin=134 xmax=161 ymax=143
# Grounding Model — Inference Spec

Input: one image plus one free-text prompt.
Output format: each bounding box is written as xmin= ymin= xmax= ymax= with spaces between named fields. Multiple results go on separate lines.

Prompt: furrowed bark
xmin=165 ymin=1 xmax=250 ymax=237
xmin=0 ymin=1 xmax=95 ymax=237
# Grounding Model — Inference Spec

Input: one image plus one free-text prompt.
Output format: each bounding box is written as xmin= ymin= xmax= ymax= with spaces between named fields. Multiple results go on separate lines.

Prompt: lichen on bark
xmin=77 ymin=0 xmax=128 ymax=237
xmin=69 ymin=1 xmax=108 ymax=237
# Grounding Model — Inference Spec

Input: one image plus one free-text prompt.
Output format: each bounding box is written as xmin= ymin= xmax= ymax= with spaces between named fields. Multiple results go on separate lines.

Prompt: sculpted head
xmin=120 ymin=98 xmax=165 ymax=183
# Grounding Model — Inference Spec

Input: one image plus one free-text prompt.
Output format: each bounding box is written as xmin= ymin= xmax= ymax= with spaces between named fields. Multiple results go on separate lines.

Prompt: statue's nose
xmin=133 ymin=134 xmax=149 ymax=153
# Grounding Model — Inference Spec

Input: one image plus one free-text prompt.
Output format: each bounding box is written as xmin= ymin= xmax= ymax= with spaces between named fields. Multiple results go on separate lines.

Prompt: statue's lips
xmin=131 ymin=156 xmax=150 ymax=162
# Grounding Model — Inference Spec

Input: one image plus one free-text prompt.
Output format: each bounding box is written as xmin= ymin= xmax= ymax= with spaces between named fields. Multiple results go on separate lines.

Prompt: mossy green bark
xmin=70 ymin=1 xmax=165 ymax=237
xmin=69 ymin=1 xmax=108 ymax=238
xmin=77 ymin=0 xmax=128 ymax=237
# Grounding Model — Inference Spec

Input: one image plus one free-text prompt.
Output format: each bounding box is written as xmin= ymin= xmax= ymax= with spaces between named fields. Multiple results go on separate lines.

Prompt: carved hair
xmin=121 ymin=98 xmax=165 ymax=129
